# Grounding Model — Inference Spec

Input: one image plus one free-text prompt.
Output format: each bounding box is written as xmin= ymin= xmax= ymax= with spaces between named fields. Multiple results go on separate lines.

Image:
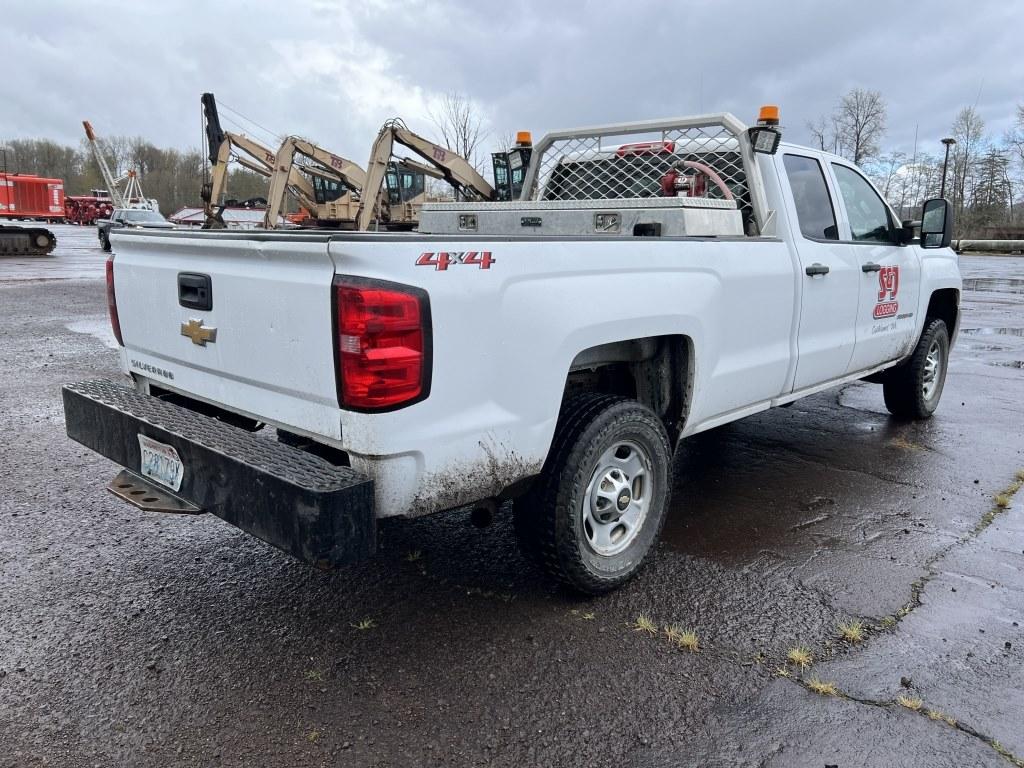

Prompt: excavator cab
xmin=384 ymin=162 xmax=426 ymax=206
xmin=492 ymin=132 xmax=533 ymax=201
xmin=312 ymin=175 xmax=350 ymax=206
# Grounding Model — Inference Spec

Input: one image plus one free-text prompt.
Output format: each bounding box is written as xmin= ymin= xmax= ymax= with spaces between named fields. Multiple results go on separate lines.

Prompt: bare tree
xmin=834 ymin=88 xmax=887 ymax=165
xmin=429 ymin=92 xmax=488 ymax=168
xmin=806 ymin=114 xmax=838 ymax=153
xmin=949 ymin=106 xmax=986 ymax=222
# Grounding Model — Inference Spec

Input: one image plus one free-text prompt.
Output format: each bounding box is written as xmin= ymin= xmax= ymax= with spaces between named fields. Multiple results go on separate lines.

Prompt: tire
xmin=512 ymin=394 xmax=672 ymax=594
xmin=882 ymin=318 xmax=950 ymax=420
xmin=100 ymin=232 xmax=111 ymax=252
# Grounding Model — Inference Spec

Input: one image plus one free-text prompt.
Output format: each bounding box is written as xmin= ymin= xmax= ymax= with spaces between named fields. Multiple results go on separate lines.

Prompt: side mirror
xmin=920 ymin=198 xmax=953 ymax=249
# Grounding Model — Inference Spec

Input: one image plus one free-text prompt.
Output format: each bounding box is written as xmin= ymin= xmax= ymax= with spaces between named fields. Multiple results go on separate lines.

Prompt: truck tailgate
xmin=111 ymin=231 xmax=343 ymax=440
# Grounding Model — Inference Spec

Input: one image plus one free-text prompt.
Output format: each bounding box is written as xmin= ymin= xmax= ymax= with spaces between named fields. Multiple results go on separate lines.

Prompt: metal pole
xmin=940 ymin=137 xmax=956 ymax=199
xmin=1 ymin=146 xmax=9 ymax=217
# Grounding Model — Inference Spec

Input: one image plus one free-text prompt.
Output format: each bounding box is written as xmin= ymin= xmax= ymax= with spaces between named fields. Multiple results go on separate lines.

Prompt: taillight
xmin=105 ymin=255 xmax=123 ymax=346
xmin=333 ymin=278 xmax=430 ymax=410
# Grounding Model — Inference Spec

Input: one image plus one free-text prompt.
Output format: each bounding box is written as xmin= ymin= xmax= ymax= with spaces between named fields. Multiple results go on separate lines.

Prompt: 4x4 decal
xmin=416 ymin=251 xmax=495 ymax=271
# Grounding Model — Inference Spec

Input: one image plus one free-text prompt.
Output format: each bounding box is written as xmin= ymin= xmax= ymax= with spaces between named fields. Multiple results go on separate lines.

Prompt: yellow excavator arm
xmin=263 ymin=136 xmax=368 ymax=229
xmin=357 ymin=119 xmax=494 ymax=231
xmin=203 ymin=128 xmax=325 ymax=227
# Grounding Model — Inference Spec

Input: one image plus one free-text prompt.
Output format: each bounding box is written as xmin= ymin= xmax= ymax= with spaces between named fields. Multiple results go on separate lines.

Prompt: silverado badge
xmin=180 ymin=318 xmax=217 ymax=346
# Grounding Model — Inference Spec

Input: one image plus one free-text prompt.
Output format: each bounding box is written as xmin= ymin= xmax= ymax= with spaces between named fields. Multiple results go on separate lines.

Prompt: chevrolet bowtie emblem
xmin=180 ymin=318 xmax=217 ymax=346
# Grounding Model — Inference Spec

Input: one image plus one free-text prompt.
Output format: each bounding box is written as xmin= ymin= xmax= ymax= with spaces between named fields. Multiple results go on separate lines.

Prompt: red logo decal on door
xmin=873 ymin=266 xmax=899 ymax=318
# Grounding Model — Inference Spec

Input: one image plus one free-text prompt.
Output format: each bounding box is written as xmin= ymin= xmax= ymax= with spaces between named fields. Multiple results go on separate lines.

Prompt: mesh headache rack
xmin=418 ymin=112 xmax=774 ymax=238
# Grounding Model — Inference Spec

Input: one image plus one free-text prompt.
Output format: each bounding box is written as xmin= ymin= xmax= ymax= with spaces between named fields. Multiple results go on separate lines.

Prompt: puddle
xmin=66 ymin=318 xmax=119 ymax=349
xmin=961 ymin=278 xmax=1024 ymax=294
xmin=960 ymin=327 xmax=1024 ymax=337
xmin=966 ymin=343 xmax=1009 ymax=352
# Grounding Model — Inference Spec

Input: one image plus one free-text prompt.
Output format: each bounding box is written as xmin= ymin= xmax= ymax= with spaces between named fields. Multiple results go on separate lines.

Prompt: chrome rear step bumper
xmin=62 ymin=380 xmax=375 ymax=568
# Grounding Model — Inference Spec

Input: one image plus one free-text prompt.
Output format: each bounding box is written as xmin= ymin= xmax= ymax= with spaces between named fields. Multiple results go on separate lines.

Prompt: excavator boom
xmin=263 ymin=135 xmax=367 ymax=229
xmin=357 ymin=119 xmax=494 ymax=231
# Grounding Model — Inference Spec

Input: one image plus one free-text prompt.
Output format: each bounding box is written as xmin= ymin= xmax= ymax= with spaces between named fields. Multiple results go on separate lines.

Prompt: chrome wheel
xmin=921 ymin=338 xmax=943 ymax=401
xmin=581 ymin=440 xmax=652 ymax=556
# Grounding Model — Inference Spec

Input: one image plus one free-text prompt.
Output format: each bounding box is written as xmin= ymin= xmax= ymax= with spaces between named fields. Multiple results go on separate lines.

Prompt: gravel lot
xmin=1 ymin=225 xmax=1022 ymax=767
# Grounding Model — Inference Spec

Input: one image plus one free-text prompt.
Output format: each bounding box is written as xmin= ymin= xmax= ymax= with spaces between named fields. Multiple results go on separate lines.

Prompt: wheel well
xmin=562 ymin=335 xmax=692 ymax=445
xmin=926 ymin=288 xmax=959 ymax=336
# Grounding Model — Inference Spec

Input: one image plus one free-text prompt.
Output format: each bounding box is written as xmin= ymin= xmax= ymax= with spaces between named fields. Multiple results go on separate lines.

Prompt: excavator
xmin=201 ymin=93 xmax=362 ymax=229
xmin=261 ymin=134 xmax=368 ymax=230
xmin=356 ymin=119 xmax=496 ymax=231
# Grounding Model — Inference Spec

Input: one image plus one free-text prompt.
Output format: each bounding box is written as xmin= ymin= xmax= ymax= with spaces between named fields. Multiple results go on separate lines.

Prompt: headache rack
xmin=418 ymin=113 xmax=774 ymax=239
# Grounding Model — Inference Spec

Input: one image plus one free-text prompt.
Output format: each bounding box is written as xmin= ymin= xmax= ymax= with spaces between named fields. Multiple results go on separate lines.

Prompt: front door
xmin=828 ymin=162 xmax=921 ymax=372
xmin=779 ymin=153 xmax=861 ymax=390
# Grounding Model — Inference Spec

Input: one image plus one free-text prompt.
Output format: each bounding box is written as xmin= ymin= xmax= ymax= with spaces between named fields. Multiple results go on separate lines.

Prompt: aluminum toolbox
xmin=417 ymin=197 xmax=742 ymax=238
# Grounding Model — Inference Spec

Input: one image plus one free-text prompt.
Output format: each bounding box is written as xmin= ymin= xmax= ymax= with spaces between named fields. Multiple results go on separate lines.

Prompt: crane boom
xmin=82 ymin=120 xmax=127 ymax=209
xmin=357 ymin=119 xmax=494 ymax=231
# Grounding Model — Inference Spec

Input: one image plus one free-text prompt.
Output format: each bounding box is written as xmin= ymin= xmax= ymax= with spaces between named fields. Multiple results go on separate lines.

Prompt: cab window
xmin=831 ymin=164 xmax=893 ymax=243
xmin=782 ymin=154 xmax=838 ymax=241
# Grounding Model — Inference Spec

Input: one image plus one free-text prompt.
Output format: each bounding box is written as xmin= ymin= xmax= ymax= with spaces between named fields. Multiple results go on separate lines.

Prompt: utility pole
xmin=1 ymin=146 xmax=10 ymax=217
xmin=940 ymin=137 xmax=956 ymax=199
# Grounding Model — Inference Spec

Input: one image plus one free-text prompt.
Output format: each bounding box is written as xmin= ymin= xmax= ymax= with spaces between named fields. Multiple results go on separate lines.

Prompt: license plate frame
xmin=138 ymin=434 xmax=184 ymax=492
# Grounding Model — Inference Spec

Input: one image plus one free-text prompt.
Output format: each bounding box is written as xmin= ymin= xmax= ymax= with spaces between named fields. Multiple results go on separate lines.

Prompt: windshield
xmin=123 ymin=210 xmax=165 ymax=223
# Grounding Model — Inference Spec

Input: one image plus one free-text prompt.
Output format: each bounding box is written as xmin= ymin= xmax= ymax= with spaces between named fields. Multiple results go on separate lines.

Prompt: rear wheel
xmin=882 ymin=318 xmax=949 ymax=420
xmin=513 ymin=394 xmax=671 ymax=594
xmin=100 ymin=232 xmax=111 ymax=252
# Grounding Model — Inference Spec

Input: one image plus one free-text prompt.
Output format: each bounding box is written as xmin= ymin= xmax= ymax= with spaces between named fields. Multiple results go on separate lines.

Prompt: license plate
xmin=138 ymin=434 xmax=184 ymax=492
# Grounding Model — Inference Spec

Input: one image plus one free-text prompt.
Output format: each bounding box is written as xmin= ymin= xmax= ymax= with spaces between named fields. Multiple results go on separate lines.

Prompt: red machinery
xmin=65 ymin=194 xmax=114 ymax=225
xmin=0 ymin=173 xmax=66 ymax=222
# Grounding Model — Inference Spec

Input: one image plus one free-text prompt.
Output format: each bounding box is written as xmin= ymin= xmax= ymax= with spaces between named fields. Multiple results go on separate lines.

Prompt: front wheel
xmin=513 ymin=394 xmax=671 ymax=594
xmin=100 ymin=232 xmax=111 ymax=252
xmin=883 ymin=318 xmax=950 ymax=420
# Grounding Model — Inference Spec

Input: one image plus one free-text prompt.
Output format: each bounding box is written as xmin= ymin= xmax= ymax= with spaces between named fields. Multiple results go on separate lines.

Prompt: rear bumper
xmin=62 ymin=380 xmax=376 ymax=567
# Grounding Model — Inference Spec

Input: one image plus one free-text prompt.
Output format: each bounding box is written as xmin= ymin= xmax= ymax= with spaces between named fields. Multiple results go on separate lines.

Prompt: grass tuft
xmin=674 ymin=629 xmax=700 ymax=653
xmin=303 ymin=669 xmax=324 ymax=682
xmin=775 ymin=666 xmax=791 ymax=678
xmin=787 ymin=646 xmax=813 ymax=670
xmin=994 ymin=493 xmax=1012 ymax=509
xmin=351 ymin=618 xmax=376 ymax=631
xmin=632 ymin=614 xmax=658 ymax=635
xmin=406 ymin=549 xmax=423 ymax=562
xmin=806 ymin=677 xmax=838 ymax=696
xmin=839 ymin=620 xmax=866 ymax=644
xmin=307 ymin=728 xmax=321 ymax=743
xmin=1015 ymin=469 xmax=1024 ymax=483
xmin=897 ymin=694 xmax=924 ymax=711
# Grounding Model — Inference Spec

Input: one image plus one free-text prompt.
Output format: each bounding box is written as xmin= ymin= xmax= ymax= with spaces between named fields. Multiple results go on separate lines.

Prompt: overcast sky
xmin=2 ymin=0 xmax=1021 ymax=163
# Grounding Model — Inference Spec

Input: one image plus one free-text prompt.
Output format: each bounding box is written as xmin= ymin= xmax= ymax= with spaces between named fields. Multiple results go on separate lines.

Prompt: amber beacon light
xmin=749 ymin=105 xmax=782 ymax=154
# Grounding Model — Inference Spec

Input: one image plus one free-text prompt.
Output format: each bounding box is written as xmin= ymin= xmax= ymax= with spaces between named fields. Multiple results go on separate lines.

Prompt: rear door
xmin=112 ymin=230 xmax=344 ymax=439
xmin=827 ymin=162 xmax=921 ymax=371
xmin=779 ymin=152 xmax=861 ymax=390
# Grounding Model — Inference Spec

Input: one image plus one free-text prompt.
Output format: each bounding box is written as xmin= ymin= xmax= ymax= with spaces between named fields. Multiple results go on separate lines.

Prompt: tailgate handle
xmin=178 ymin=273 xmax=213 ymax=311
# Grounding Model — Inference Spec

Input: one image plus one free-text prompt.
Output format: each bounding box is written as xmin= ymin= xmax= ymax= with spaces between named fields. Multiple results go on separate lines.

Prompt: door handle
xmin=862 ymin=262 xmax=882 ymax=273
xmin=805 ymin=263 xmax=830 ymax=276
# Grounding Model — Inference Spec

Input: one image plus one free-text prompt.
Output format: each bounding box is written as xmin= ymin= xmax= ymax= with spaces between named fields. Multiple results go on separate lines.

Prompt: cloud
xmin=0 ymin=0 xmax=1020 ymax=163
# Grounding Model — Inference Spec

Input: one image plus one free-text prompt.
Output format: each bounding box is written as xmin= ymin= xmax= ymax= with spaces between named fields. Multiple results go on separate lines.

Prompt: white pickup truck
xmin=64 ymin=108 xmax=961 ymax=593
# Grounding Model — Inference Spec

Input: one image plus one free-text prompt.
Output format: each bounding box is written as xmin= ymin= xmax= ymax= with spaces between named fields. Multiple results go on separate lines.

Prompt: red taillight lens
xmin=334 ymin=279 xmax=429 ymax=410
xmin=105 ymin=256 xmax=124 ymax=346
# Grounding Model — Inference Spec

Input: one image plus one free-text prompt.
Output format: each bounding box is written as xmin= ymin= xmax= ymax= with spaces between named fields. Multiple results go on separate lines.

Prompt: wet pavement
xmin=1 ymin=230 xmax=1022 ymax=767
